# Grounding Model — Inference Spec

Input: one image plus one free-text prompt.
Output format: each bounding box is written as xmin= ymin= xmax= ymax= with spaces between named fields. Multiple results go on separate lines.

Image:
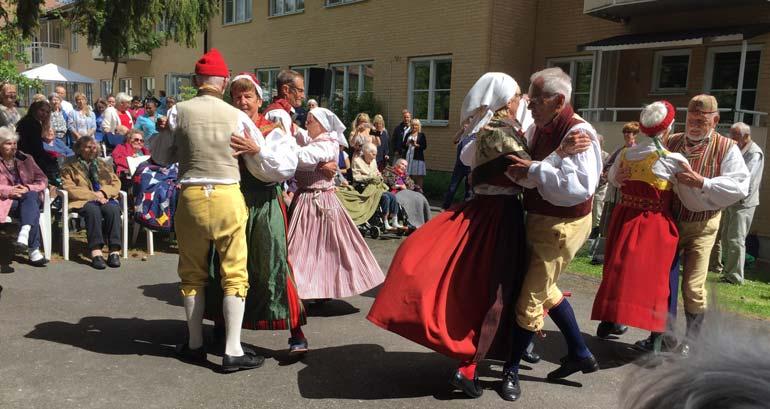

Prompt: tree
xmin=0 ymin=22 xmax=43 ymax=92
xmin=66 ymin=0 xmax=219 ymax=91
xmin=0 ymin=0 xmax=44 ymax=39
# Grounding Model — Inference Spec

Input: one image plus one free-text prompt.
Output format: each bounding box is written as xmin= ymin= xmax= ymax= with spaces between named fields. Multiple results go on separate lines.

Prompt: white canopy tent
xmin=20 ymin=63 xmax=96 ymax=106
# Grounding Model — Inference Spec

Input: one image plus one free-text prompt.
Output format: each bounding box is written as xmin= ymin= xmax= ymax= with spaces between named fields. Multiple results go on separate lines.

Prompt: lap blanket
xmin=132 ymin=162 xmax=178 ymax=232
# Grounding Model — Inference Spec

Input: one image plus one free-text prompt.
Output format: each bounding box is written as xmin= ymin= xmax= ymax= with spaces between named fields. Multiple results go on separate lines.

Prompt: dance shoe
xmin=288 ymin=337 xmax=309 ymax=355
xmin=522 ymin=350 xmax=541 ymax=364
xmin=175 ymin=343 xmax=207 ymax=363
xmin=596 ymin=321 xmax=628 ymax=339
xmin=449 ymin=369 xmax=483 ymax=398
xmin=222 ymin=353 xmax=265 ymax=372
xmin=500 ymin=371 xmax=521 ymax=401
xmin=547 ymin=354 xmax=598 ymax=380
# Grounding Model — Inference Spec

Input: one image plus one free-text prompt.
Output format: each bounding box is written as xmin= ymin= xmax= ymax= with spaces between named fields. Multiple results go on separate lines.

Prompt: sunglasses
xmin=131 ymin=138 xmax=144 ymax=143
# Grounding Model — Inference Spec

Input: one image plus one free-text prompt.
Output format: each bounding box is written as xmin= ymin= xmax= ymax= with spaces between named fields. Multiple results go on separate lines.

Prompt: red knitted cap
xmin=639 ymin=100 xmax=675 ymax=136
xmin=195 ymin=48 xmax=229 ymax=77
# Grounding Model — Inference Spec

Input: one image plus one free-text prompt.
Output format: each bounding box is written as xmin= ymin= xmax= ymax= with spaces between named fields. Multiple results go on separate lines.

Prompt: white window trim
xmin=100 ymin=80 xmax=113 ymax=98
xmin=270 ymin=0 xmax=305 ymax=17
xmin=166 ymin=73 xmax=194 ymax=99
xmin=703 ymin=44 xmax=763 ymax=93
xmin=119 ymin=78 xmax=133 ymax=96
xmin=222 ymin=0 xmax=253 ymax=26
xmin=408 ymin=55 xmax=452 ymax=126
xmin=325 ymin=0 xmax=366 ymax=8
xmin=141 ymin=77 xmax=156 ymax=97
xmin=256 ymin=67 xmax=281 ymax=100
xmin=547 ymin=56 xmax=593 ymax=108
xmin=329 ymin=61 xmax=374 ymax=109
xmin=290 ymin=65 xmax=317 ymax=81
xmin=651 ymin=49 xmax=691 ymax=94
xmin=70 ymin=31 xmax=78 ymax=52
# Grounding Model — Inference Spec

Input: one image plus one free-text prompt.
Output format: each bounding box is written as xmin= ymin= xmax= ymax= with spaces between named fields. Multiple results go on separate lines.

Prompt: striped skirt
xmin=288 ymin=189 xmax=385 ymax=299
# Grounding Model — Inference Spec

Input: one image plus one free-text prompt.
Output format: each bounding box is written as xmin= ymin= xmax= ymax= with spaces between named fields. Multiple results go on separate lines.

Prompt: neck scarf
xmin=78 ymin=156 xmax=101 ymax=191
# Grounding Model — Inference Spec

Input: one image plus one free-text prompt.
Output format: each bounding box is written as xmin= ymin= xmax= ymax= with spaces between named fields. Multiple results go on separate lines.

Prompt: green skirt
xmin=204 ymin=179 xmax=306 ymax=330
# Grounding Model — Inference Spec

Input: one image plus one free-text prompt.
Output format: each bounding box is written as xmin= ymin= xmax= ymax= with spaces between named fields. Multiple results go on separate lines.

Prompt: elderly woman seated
xmin=352 ymin=142 xmax=403 ymax=229
xmin=61 ymin=135 xmax=123 ymax=270
xmin=0 ymin=127 xmax=49 ymax=266
xmin=111 ymin=128 xmax=150 ymax=178
xmin=383 ymin=158 xmax=432 ymax=228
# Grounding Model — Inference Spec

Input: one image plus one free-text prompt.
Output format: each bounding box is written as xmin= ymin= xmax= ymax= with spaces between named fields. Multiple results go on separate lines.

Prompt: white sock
xmin=391 ymin=217 xmax=402 ymax=228
xmin=17 ymin=225 xmax=30 ymax=245
xmin=223 ymin=295 xmax=245 ymax=357
xmin=29 ymin=248 xmax=43 ymax=262
xmin=384 ymin=219 xmax=392 ymax=229
xmin=183 ymin=291 xmax=205 ymax=350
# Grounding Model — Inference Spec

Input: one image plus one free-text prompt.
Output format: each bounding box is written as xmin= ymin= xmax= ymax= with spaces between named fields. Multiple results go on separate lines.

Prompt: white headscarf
xmin=309 ymin=107 xmax=348 ymax=147
xmin=460 ymin=72 xmax=520 ymax=137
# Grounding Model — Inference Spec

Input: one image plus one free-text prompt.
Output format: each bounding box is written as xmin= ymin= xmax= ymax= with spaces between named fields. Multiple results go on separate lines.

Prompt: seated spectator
xmin=48 ymin=93 xmax=69 ymax=142
xmin=67 ymin=92 xmax=96 ymax=145
xmin=0 ymin=127 xmax=48 ymax=266
xmin=61 ymin=135 xmax=123 ymax=270
xmin=353 ymin=142 xmax=402 ymax=229
xmin=17 ymin=100 xmax=61 ymax=190
xmin=111 ymin=129 xmax=150 ymax=178
xmin=43 ymin=127 xmax=74 ymax=160
xmin=383 ymin=158 xmax=431 ymax=227
xmin=135 ymin=97 xmax=161 ymax=141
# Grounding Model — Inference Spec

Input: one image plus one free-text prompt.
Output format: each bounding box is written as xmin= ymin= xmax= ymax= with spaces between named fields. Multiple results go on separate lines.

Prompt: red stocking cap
xmin=195 ymin=48 xmax=229 ymax=77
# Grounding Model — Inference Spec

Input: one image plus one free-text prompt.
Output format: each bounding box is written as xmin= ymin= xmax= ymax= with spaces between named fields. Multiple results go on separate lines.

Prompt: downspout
xmin=734 ymin=39 xmax=747 ymax=122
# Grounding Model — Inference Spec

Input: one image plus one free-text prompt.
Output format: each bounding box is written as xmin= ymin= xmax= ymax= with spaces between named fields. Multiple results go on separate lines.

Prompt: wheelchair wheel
xmin=369 ymin=226 xmax=381 ymax=239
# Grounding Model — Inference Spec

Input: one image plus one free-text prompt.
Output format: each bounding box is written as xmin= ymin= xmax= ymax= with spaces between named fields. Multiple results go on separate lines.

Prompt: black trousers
xmin=79 ymin=201 xmax=122 ymax=251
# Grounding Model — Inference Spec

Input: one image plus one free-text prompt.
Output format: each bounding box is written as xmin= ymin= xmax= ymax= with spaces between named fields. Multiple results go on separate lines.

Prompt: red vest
xmin=523 ymin=105 xmax=593 ymax=218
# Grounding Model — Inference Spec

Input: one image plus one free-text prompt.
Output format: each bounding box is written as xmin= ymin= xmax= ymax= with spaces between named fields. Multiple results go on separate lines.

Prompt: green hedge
xmin=422 ymin=170 xmax=466 ymax=203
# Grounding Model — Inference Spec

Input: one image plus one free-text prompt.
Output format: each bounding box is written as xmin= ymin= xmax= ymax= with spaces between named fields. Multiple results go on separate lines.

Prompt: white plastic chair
xmin=131 ymin=221 xmax=154 ymax=256
xmin=59 ymin=190 xmax=128 ymax=261
xmin=1 ymin=189 xmax=52 ymax=260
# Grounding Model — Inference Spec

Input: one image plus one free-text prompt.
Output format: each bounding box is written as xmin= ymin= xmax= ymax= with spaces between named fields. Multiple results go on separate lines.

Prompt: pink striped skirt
xmin=288 ymin=189 xmax=385 ymax=299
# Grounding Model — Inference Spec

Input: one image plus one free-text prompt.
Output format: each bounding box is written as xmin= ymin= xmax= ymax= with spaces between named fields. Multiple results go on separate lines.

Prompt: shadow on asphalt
xmin=138 ymin=282 xmax=183 ymax=306
xmin=296 ymin=343 xmax=456 ymax=399
xmin=532 ymin=329 xmax=646 ymax=370
xmin=304 ymin=299 xmax=360 ymax=317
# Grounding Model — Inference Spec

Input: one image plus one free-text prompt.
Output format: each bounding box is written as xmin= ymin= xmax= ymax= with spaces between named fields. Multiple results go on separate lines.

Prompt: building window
xmin=325 ymin=0 xmax=364 ymax=7
xmin=330 ymin=62 xmax=374 ymax=109
xmin=256 ymin=68 xmax=281 ymax=102
xmin=652 ymin=49 xmax=690 ymax=93
xmin=270 ymin=0 xmax=304 ymax=16
xmin=705 ymin=45 xmax=762 ymax=123
xmin=100 ymin=80 xmax=113 ymax=98
xmin=408 ymin=56 xmax=451 ymax=124
xmin=223 ymin=0 xmax=252 ymax=25
xmin=70 ymin=31 xmax=78 ymax=52
xmin=119 ymin=78 xmax=133 ymax=95
xmin=290 ymin=65 xmax=316 ymax=83
xmin=548 ymin=57 xmax=593 ymax=112
xmin=141 ymin=77 xmax=156 ymax=98
xmin=166 ymin=73 xmax=193 ymax=100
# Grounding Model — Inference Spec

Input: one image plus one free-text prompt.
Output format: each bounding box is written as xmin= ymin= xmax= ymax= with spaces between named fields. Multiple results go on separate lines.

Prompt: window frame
xmin=651 ymin=48 xmax=691 ymax=94
xmin=119 ymin=78 xmax=133 ymax=96
xmin=141 ymin=77 xmax=156 ymax=98
xmin=100 ymin=80 xmax=113 ymax=99
xmin=70 ymin=30 xmax=78 ymax=52
xmin=222 ymin=0 xmax=253 ymax=26
xmin=547 ymin=56 xmax=594 ymax=112
xmin=325 ymin=0 xmax=366 ymax=7
xmin=270 ymin=0 xmax=305 ymax=17
xmin=329 ymin=61 xmax=375 ymax=110
xmin=256 ymin=67 xmax=281 ymax=102
xmin=165 ymin=73 xmax=194 ymax=100
xmin=704 ymin=44 xmax=763 ymax=122
xmin=407 ymin=55 xmax=452 ymax=126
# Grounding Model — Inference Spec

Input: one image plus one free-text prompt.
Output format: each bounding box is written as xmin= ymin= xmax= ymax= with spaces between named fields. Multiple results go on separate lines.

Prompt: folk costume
xmin=368 ymin=73 xmax=528 ymax=399
xmin=171 ymin=49 xmax=263 ymax=371
xmin=661 ymin=94 xmax=749 ymax=350
xmin=204 ymin=73 xmax=309 ymax=353
xmin=508 ymin=90 xmax=602 ymax=383
xmin=287 ymin=108 xmax=385 ymax=299
xmin=591 ymin=101 xmax=694 ymax=342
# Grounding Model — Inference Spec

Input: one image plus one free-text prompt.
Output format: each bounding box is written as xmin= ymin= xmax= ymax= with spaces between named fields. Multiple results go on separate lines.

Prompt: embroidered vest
xmin=622 ymin=150 xmax=673 ymax=191
xmin=665 ymin=132 xmax=735 ymax=222
xmin=523 ymin=106 xmax=593 ymax=218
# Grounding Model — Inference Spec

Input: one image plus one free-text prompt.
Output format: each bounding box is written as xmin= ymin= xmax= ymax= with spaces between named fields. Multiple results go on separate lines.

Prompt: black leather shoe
xmin=29 ymin=257 xmax=49 ymax=267
xmin=14 ymin=241 xmax=29 ymax=254
xmin=596 ymin=321 xmax=628 ymax=339
xmin=500 ymin=371 xmax=521 ymax=401
xmin=175 ymin=343 xmax=207 ymax=363
xmin=222 ymin=353 xmax=265 ymax=372
xmin=547 ymin=354 xmax=599 ymax=380
xmin=634 ymin=333 xmax=677 ymax=353
xmin=449 ymin=370 xmax=483 ymax=398
xmin=91 ymin=256 xmax=107 ymax=270
xmin=522 ymin=350 xmax=541 ymax=364
xmin=107 ymin=253 xmax=121 ymax=268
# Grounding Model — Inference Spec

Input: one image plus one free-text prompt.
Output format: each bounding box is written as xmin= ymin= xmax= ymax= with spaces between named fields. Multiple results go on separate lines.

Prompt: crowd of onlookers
xmin=0 ymin=81 xmax=171 ymax=270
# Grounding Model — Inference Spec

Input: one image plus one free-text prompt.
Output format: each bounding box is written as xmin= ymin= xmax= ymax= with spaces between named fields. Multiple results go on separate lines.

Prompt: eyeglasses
xmin=131 ymin=138 xmax=144 ymax=143
xmin=290 ymin=86 xmax=305 ymax=94
xmin=528 ymin=93 xmax=557 ymax=105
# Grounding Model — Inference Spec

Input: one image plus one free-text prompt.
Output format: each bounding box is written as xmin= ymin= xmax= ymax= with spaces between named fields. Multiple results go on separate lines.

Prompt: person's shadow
xmin=138 ymin=282 xmax=183 ymax=306
xmin=533 ymin=329 xmax=647 ymax=371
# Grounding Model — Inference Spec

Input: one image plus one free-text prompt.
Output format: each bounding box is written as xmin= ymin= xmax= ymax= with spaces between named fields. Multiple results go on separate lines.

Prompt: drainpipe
xmin=734 ymin=39 xmax=747 ymax=123
xmin=204 ymin=29 xmax=209 ymax=53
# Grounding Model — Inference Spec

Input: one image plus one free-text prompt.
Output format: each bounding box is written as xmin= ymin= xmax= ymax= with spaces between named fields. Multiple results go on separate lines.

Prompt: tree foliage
xmin=0 ymin=0 xmax=44 ymax=39
xmin=0 ymin=9 xmax=43 ymax=91
xmin=66 ymin=0 xmax=219 ymax=87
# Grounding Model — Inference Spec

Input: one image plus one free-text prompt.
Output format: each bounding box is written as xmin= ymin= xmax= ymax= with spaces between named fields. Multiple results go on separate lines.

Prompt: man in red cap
xmin=170 ymin=48 xmax=264 ymax=372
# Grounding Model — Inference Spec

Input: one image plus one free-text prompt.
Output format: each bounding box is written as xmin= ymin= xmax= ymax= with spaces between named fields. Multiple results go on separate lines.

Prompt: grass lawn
xmin=568 ymin=254 xmax=770 ymax=321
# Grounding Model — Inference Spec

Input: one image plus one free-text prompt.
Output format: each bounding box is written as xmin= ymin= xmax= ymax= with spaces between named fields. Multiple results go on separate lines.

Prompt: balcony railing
xmin=25 ymin=42 xmax=64 ymax=66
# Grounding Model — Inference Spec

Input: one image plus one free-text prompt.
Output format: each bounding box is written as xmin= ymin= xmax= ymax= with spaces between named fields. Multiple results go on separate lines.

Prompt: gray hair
xmin=126 ymin=128 xmax=145 ymax=140
xmin=115 ymin=92 xmax=132 ymax=104
xmin=730 ymin=121 xmax=751 ymax=137
xmin=620 ymin=312 xmax=770 ymax=409
xmin=0 ymin=126 xmax=19 ymax=145
xmin=362 ymin=142 xmax=377 ymax=155
xmin=395 ymin=158 xmax=408 ymax=167
xmin=307 ymin=98 xmax=318 ymax=108
xmin=530 ymin=67 xmax=572 ymax=104
xmin=276 ymin=70 xmax=302 ymax=96
xmin=194 ymin=75 xmax=227 ymax=89
xmin=48 ymin=93 xmax=61 ymax=103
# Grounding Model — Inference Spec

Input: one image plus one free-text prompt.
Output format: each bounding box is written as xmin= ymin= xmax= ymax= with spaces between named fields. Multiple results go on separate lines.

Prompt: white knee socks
xmin=183 ymin=291 xmax=205 ymax=350
xmin=223 ymin=295 xmax=245 ymax=357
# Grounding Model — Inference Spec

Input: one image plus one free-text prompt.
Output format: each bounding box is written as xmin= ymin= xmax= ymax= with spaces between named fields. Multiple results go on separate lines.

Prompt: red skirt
xmin=367 ymin=195 xmax=526 ymax=362
xmin=591 ymin=182 xmax=678 ymax=332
